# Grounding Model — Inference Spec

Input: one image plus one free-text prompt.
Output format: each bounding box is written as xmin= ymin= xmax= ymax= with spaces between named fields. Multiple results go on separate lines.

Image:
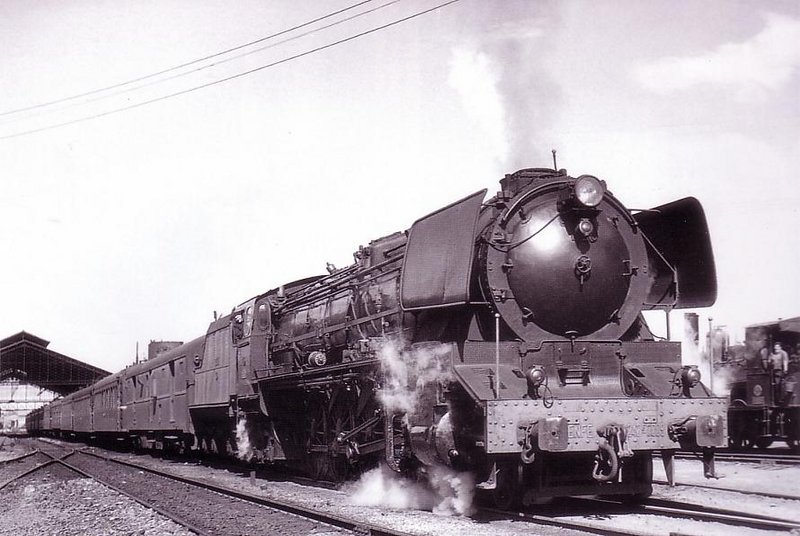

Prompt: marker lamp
xmin=527 ymin=366 xmax=546 ymax=388
xmin=684 ymin=366 xmax=702 ymax=387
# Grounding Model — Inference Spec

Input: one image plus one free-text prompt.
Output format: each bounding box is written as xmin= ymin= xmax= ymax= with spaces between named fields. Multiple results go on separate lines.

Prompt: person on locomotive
xmin=769 ymin=342 xmax=790 ymax=404
xmin=770 ymin=342 xmax=789 ymax=374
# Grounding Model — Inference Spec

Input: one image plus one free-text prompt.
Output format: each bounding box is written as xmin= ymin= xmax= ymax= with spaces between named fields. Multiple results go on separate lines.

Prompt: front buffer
xmin=403 ymin=341 xmax=727 ymax=508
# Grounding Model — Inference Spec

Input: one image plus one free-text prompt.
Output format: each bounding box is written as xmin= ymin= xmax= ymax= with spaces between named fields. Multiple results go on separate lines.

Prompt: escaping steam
xmin=681 ymin=319 xmax=705 ymax=370
xmin=235 ymin=417 xmax=254 ymax=461
xmin=347 ymin=465 xmax=475 ymax=516
xmin=346 ymin=340 xmax=475 ymax=516
xmin=682 ymin=316 xmax=735 ymax=397
xmin=377 ymin=340 xmax=453 ymax=418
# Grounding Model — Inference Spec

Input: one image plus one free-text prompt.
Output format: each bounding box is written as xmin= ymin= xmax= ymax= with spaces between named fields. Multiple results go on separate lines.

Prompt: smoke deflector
xmin=635 ymin=197 xmax=717 ymax=308
xmin=401 ymin=189 xmax=486 ymax=310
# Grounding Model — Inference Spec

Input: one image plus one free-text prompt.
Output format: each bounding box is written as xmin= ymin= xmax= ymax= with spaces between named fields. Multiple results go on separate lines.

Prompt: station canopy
xmin=0 ymin=331 xmax=109 ymax=396
xmin=747 ymin=317 xmax=800 ymax=335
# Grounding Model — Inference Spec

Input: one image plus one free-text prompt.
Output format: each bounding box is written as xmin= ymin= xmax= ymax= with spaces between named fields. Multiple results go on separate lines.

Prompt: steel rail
xmin=77 ymin=449 xmax=415 ymax=536
xmin=3 ymin=442 xmax=211 ymax=535
xmin=0 ymin=449 xmax=41 ymax=465
xmin=664 ymin=450 xmax=800 ymax=466
xmin=653 ymin=479 xmax=800 ymax=501
xmin=0 ymin=458 xmax=62 ymax=491
xmin=0 ymin=446 xmax=77 ymax=490
xmin=478 ymin=506 xmax=655 ymax=536
xmin=643 ymin=496 xmax=800 ymax=527
xmin=580 ymin=496 xmax=800 ymax=532
xmin=48 ymin=455 xmax=213 ymax=536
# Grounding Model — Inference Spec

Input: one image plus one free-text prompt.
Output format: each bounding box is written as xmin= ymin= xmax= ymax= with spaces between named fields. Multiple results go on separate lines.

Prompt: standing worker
xmin=770 ymin=342 xmax=790 ymax=404
xmin=771 ymin=342 xmax=789 ymax=373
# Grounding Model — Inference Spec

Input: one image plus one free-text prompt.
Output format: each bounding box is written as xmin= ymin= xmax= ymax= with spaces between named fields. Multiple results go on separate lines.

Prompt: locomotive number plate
xmin=625 ymin=417 xmax=661 ymax=439
xmin=567 ymin=422 xmax=595 ymax=439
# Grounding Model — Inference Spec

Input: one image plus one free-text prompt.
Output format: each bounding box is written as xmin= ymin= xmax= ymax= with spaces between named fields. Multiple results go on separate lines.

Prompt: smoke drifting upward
xmin=681 ymin=319 xmax=705 ymax=369
xmin=487 ymin=34 xmax=563 ymax=171
xmin=682 ymin=317 xmax=733 ymax=396
xmin=449 ymin=4 xmax=563 ymax=170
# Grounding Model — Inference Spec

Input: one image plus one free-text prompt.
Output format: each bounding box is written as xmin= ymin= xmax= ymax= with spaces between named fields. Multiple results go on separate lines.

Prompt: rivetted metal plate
xmin=485 ymin=397 xmax=728 ymax=453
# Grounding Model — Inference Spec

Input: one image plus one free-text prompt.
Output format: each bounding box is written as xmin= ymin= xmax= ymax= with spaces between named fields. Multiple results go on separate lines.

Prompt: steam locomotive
xmin=28 ymin=167 xmax=726 ymax=507
xmin=726 ymin=318 xmax=800 ymax=451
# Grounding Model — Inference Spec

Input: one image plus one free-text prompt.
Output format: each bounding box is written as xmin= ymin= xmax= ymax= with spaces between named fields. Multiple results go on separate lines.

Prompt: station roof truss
xmin=0 ymin=331 xmax=109 ymax=396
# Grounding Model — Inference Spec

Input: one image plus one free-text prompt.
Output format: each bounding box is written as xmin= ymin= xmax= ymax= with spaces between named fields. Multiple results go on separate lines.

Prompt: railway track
xmin=482 ymin=494 xmax=800 ymax=535
xmin=652 ymin=479 xmax=800 ymax=501
xmin=2 ymin=441 xmax=411 ymax=536
xmin=664 ymin=449 xmax=800 ymax=466
xmin=0 ymin=443 xmax=77 ymax=491
xmin=72 ymin=449 xmax=416 ymax=536
xmin=12 ymin=439 xmax=799 ymax=535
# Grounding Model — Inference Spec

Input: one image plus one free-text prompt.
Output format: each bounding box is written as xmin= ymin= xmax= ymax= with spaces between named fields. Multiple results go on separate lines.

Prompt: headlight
xmin=527 ymin=366 xmax=546 ymax=388
xmin=574 ymin=175 xmax=605 ymax=207
xmin=684 ymin=366 xmax=701 ymax=387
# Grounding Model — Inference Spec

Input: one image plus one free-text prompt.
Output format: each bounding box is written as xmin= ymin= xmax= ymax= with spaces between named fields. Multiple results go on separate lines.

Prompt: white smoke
xmin=347 ymin=465 xmax=475 ymax=516
xmin=681 ymin=319 xmax=705 ymax=369
xmin=709 ymin=328 xmax=733 ymax=397
xmin=347 ymin=465 xmax=434 ymax=510
xmin=377 ymin=340 xmax=453 ymax=419
xmin=235 ymin=417 xmax=253 ymax=461
xmin=346 ymin=340 xmax=476 ymax=516
xmin=448 ymin=9 xmax=562 ymax=170
xmin=682 ymin=318 xmax=733 ymax=396
xmin=428 ymin=465 xmax=476 ymax=516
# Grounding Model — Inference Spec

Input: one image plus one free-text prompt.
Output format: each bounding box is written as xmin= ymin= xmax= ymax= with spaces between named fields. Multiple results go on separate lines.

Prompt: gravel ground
xmin=0 ymin=467 xmax=193 ymax=536
xmin=88 ymin=451 xmax=592 ymax=536
xmin=554 ymin=456 xmax=800 ymax=536
xmin=6 ymin=439 xmax=800 ymax=536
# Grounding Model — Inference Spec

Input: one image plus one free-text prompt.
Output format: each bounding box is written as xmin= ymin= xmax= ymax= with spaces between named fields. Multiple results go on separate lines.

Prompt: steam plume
xmin=377 ymin=340 xmax=453 ymax=418
xmin=448 ymin=8 xmax=562 ymax=169
xmin=347 ymin=340 xmax=476 ymax=516
xmin=235 ymin=417 xmax=253 ymax=461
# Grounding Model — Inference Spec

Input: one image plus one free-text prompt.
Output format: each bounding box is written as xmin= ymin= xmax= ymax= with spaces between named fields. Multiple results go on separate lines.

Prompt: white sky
xmin=1 ymin=0 xmax=798 ymax=373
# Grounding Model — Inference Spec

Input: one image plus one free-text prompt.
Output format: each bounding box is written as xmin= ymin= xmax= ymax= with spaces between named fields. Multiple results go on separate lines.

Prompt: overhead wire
xmin=1 ymin=0 xmax=462 ymax=141
xmin=0 ymin=0 xmax=403 ymax=126
xmin=0 ymin=0 xmax=378 ymax=119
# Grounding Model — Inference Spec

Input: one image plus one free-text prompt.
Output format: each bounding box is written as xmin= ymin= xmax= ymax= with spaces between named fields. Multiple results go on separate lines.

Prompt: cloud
xmin=634 ymin=13 xmax=800 ymax=100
